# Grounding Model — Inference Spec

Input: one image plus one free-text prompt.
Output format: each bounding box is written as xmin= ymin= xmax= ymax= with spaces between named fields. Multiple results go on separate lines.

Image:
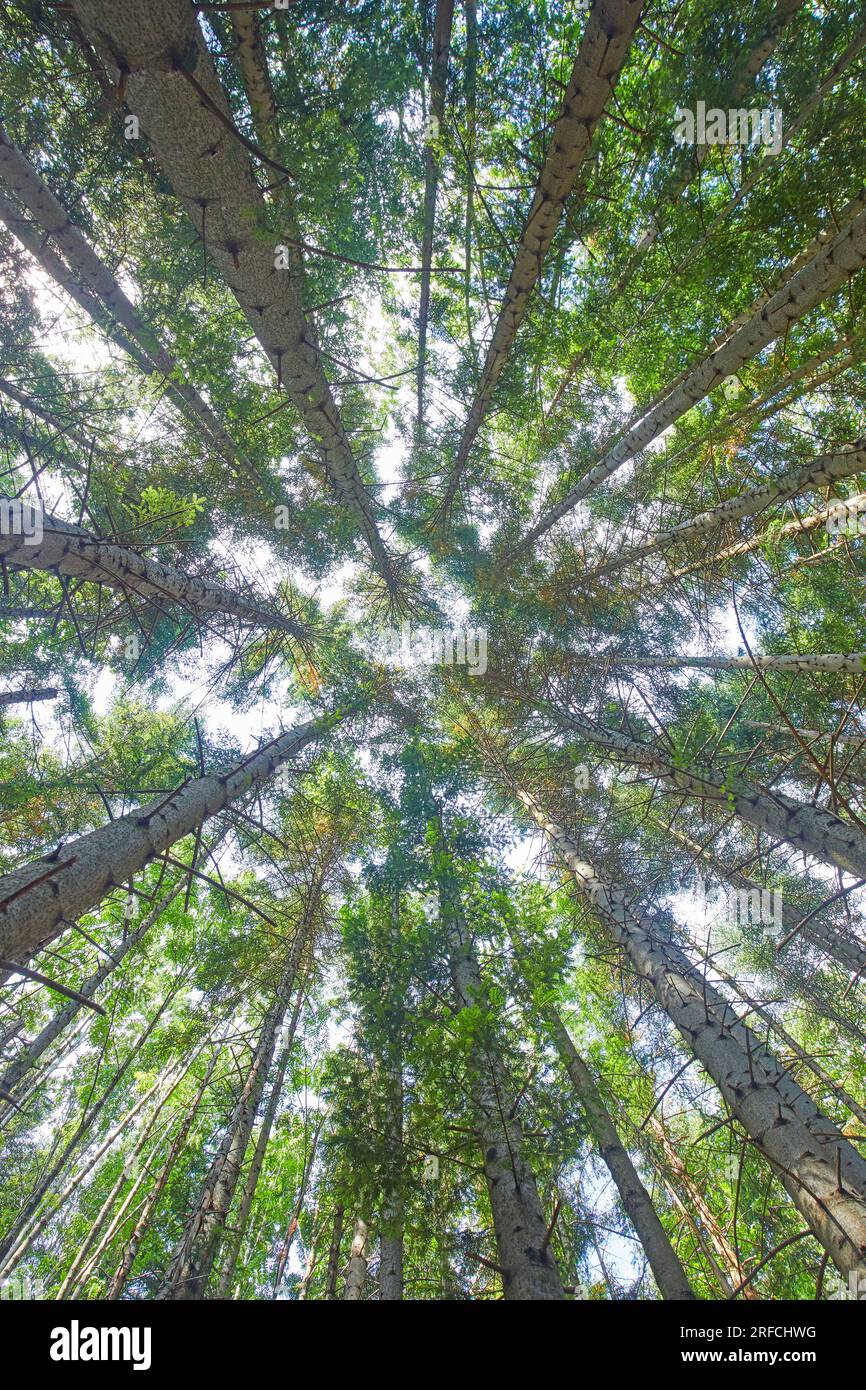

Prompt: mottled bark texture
xmin=69 ymin=0 xmax=399 ymax=594
xmin=0 ymin=123 xmax=242 ymax=468
xmin=343 ymin=1216 xmax=369 ymax=1300
xmin=586 ymin=440 xmax=866 ymax=579
xmin=442 ymin=0 xmax=644 ymax=512
xmin=517 ymin=205 xmax=866 ymax=552
xmin=518 ymin=789 xmax=866 ymax=1281
xmin=0 ymin=710 xmax=339 ymax=964
xmin=570 ymin=653 xmax=866 ymax=674
xmin=536 ymin=694 xmax=866 ymax=880
xmin=0 ymin=508 xmax=307 ymax=638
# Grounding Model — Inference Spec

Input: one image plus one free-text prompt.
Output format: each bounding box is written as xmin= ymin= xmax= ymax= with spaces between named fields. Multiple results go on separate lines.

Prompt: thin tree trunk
xmin=0 ymin=985 xmax=178 ymax=1274
xmin=342 ymin=1216 xmax=369 ymax=1300
xmin=106 ymin=1047 xmax=219 ymax=1298
xmin=646 ymin=1115 xmax=761 ymax=1300
xmin=215 ymin=987 xmax=305 ymax=1298
xmin=324 ymin=1204 xmax=344 ymax=1299
xmin=666 ymin=494 xmax=866 ymax=582
xmin=68 ymin=0 xmax=399 ymax=595
xmin=571 ymin=653 xmax=866 ymax=674
xmin=663 ymin=823 xmax=866 ymax=980
xmin=157 ymin=882 xmax=321 ymax=1298
xmin=438 ymin=873 xmax=565 ymax=1299
xmin=586 ymin=440 xmax=866 ymax=579
xmin=0 ymin=509 xmax=307 ymax=640
xmin=0 ymin=195 xmax=157 ymax=375
xmin=515 ymin=786 xmax=866 ymax=1281
xmin=0 ymin=123 xmax=242 ymax=468
xmin=543 ymin=1004 xmax=696 ymax=1299
xmin=416 ymin=0 xmax=455 ymax=435
xmin=0 ymin=708 xmax=345 ymax=965
xmin=515 ymin=205 xmax=866 ymax=552
xmin=442 ymin=0 xmax=644 ymax=512
xmin=271 ymin=1112 xmax=322 ymax=1298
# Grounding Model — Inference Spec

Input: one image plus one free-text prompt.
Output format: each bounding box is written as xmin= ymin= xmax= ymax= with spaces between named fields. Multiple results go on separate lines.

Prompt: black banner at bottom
xmin=0 ymin=1295 xmax=860 ymax=1376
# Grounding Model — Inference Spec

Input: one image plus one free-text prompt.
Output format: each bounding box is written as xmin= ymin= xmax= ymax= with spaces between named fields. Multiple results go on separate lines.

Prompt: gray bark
xmin=517 ymin=205 xmax=866 ymax=552
xmin=0 ymin=507 xmax=307 ymax=639
xmin=157 ymin=890 xmax=319 ymax=1298
xmin=69 ymin=0 xmax=399 ymax=594
xmin=517 ymin=788 xmax=866 ymax=1281
xmin=544 ymin=1005 xmax=696 ymax=1299
xmin=343 ymin=1216 xmax=369 ymax=1300
xmin=0 ymin=709 xmax=341 ymax=964
xmin=439 ymin=877 xmax=565 ymax=1299
xmin=0 ymin=123 xmax=243 ymax=468
xmin=442 ymin=0 xmax=644 ymax=511
xmin=587 ymin=440 xmax=866 ymax=579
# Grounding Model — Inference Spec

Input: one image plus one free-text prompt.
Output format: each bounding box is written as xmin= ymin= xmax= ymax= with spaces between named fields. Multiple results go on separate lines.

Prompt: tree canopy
xmin=1 ymin=0 xmax=865 ymax=1309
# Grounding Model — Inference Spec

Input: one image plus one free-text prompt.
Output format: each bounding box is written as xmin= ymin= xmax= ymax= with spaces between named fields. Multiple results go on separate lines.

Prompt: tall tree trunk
xmin=215 ymin=987 xmax=305 ymax=1298
xmin=569 ymin=652 xmax=866 ymax=674
xmin=462 ymin=0 xmax=478 ymax=356
xmin=526 ymin=690 xmax=866 ymax=880
xmin=157 ymin=886 xmax=320 ymax=1299
xmin=663 ymin=823 xmax=866 ymax=980
xmin=0 ymin=509 xmax=307 ymax=639
xmin=438 ymin=874 xmax=565 ymax=1299
xmin=646 ymin=1116 xmax=761 ymax=1300
xmin=416 ymin=0 xmax=455 ymax=436
xmin=515 ymin=786 xmax=866 ymax=1281
xmin=0 ymin=123 xmax=242 ymax=469
xmin=585 ymin=440 xmax=866 ymax=579
xmin=666 ymin=494 xmax=866 ymax=583
xmin=0 ymin=985 xmax=177 ymax=1274
xmin=515 ymin=205 xmax=866 ymax=552
xmin=441 ymin=0 xmax=644 ymax=513
xmin=0 ymin=686 xmax=59 ymax=706
xmin=106 ymin=1047 xmax=219 ymax=1299
xmin=342 ymin=1216 xmax=369 ymax=1300
xmin=68 ymin=0 xmax=399 ymax=595
xmin=0 ymin=707 xmax=345 ymax=965
xmin=378 ymin=886 xmax=405 ymax=1300
xmin=542 ymin=1004 xmax=696 ymax=1299
xmin=324 ymin=1204 xmax=344 ymax=1299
